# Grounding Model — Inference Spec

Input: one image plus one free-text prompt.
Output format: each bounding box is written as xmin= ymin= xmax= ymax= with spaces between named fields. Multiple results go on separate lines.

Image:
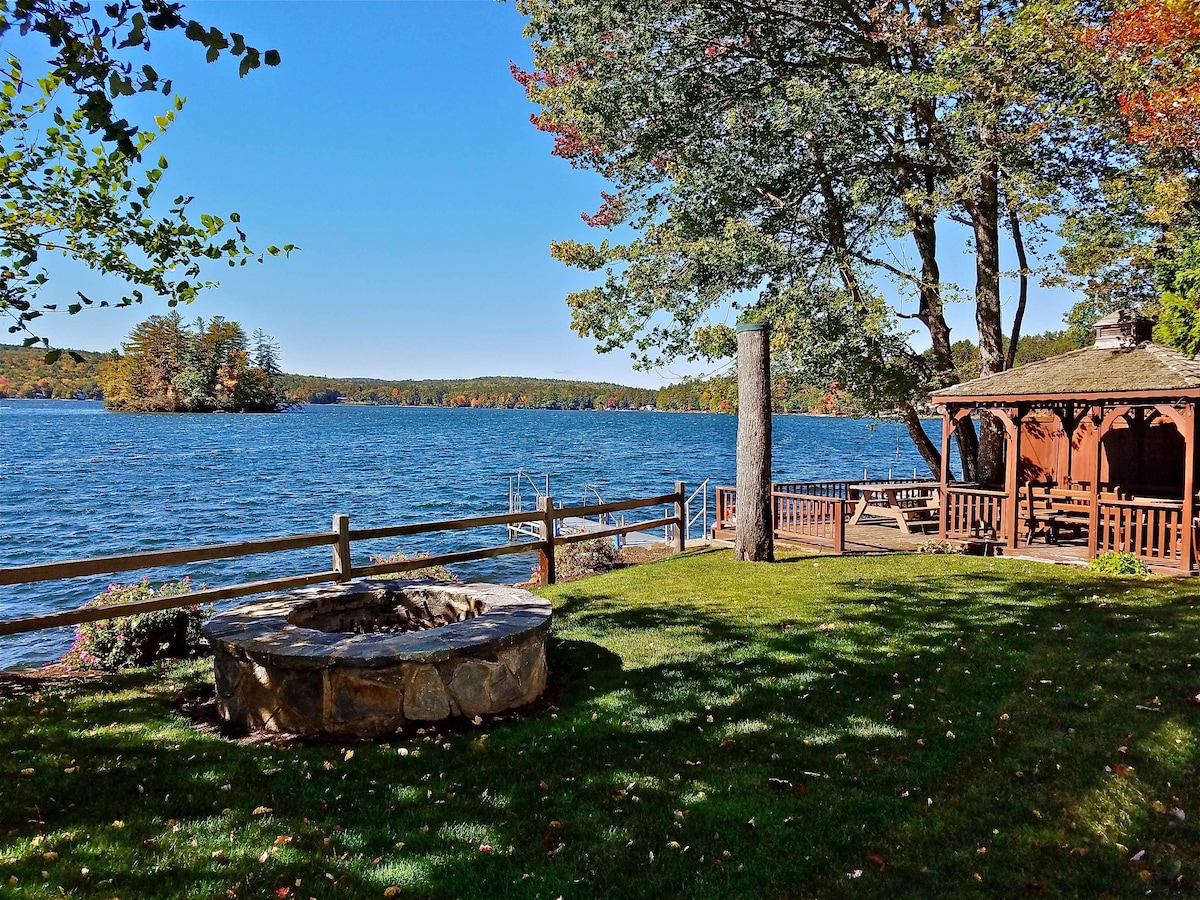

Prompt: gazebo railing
xmin=943 ymin=485 xmax=1007 ymax=540
xmin=1097 ymin=498 xmax=1187 ymax=568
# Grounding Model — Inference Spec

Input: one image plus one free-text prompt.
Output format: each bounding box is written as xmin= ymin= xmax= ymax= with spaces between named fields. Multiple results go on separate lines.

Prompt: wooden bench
xmin=1022 ymin=483 xmax=1089 ymax=545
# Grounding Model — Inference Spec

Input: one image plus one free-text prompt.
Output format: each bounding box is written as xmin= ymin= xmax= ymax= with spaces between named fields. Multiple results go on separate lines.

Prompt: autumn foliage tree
xmin=1088 ymin=0 xmax=1200 ymax=153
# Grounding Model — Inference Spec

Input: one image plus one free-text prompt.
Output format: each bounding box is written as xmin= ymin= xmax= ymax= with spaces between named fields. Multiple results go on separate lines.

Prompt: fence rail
xmin=0 ymin=486 xmax=687 ymax=638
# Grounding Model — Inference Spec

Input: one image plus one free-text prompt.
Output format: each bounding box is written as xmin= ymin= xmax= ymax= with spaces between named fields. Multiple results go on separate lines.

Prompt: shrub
xmin=1089 ymin=551 xmax=1150 ymax=576
xmin=368 ymin=548 xmax=460 ymax=582
xmin=62 ymin=578 xmax=206 ymax=672
xmin=916 ymin=539 xmax=965 ymax=555
xmin=554 ymin=532 xmax=622 ymax=580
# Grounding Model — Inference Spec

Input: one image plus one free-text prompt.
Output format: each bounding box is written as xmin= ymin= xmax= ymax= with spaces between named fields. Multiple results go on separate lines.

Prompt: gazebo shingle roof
xmin=932 ymin=342 xmax=1200 ymax=399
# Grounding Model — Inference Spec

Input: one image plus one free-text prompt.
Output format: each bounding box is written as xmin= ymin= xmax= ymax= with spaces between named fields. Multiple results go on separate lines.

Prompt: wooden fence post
xmin=538 ymin=496 xmax=556 ymax=586
xmin=674 ymin=481 xmax=687 ymax=552
xmin=833 ymin=498 xmax=846 ymax=554
xmin=333 ymin=514 xmax=351 ymax=581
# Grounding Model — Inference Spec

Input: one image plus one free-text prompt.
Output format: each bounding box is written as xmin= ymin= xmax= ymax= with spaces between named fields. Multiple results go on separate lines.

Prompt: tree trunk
xmin=907 ymin=199 xmax=978 ymax=481
xmin=900 ymin=401 xmax=942 ymax=477
xmin=1005 ymin=202 xmax=1030 ymax=371
xmin=735 ymin=323 xmax=774 ymax=562
xmin=966 ymin=158 xmax=1006 ymax=484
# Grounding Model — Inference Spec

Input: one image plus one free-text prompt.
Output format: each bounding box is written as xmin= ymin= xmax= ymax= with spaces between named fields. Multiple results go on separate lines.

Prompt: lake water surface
xmin=1 ymin=401 xmax=937 ymax=667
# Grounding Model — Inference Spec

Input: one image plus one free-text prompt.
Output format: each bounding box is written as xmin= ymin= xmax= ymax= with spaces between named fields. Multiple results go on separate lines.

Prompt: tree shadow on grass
xmin=3 ymin=561 xmax=1200 ymax=898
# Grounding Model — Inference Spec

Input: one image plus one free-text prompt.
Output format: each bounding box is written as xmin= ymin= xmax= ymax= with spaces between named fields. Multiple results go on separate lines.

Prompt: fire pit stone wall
xmin=203 ymin=580 xmax=552 ymax=737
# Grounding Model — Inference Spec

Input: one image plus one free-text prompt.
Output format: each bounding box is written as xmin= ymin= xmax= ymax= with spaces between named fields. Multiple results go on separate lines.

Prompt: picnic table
xmin=847 ymin=480 xmax=941 ymax=534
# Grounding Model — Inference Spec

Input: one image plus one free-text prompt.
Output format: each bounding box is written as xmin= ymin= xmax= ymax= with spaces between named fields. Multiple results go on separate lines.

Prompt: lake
xmin=1 ymin=401 xmax=938 ymax=667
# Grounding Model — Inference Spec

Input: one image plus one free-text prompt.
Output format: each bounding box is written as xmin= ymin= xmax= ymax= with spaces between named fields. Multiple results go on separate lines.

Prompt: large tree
xmin=516 ymin=0 xmax=1126 ymax=482
xmin=0 ymin=1 xmax=292 ymax=356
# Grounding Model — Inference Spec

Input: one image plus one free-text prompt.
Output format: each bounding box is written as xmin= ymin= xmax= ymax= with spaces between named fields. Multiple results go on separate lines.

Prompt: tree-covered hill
xmin=0 ymin=345 xmax=112 ymax=399
xmin=0 ymin=345 xmax=657 ymax=410
xmin=274 ymin=373 xmax=656 ymax=410
xmin=0 ymin=325 xmax=1087 ymax=411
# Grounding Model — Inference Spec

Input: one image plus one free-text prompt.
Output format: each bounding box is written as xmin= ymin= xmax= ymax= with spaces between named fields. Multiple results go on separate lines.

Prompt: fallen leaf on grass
xmin=253 ymin=807 xmax=272 ymax=815
xmin=867 ymin=852 xmax=886 ymax=871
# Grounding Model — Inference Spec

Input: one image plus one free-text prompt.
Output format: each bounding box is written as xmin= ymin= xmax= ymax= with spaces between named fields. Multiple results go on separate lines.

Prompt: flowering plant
xmin=62 ymin=577 xmax=207 ymax=672
xmin=553 ymin=532 xmax=622 ymax=580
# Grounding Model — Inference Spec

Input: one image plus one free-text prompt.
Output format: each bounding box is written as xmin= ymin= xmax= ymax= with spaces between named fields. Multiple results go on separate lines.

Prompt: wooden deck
xmin=559 ymin=515 xmax=671 ymax=549
xmin=716 ymin=517 xmax=1093 ymax=567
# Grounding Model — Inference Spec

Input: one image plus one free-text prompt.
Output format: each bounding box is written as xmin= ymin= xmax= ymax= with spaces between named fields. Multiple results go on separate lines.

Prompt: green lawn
xmin=3 ymin=550 xmax=1200 ymax=898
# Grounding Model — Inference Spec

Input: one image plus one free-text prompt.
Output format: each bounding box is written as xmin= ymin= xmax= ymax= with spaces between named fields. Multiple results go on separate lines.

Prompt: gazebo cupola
xmin=1092 ymin=308 xmax=1154 ymax=349
xmin=930 ymin=309 xmax=1200 ymax=573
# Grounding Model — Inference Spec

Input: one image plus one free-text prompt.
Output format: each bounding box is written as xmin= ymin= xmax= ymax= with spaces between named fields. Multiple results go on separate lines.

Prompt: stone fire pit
xmin=203 ymin=580 xmax=552 ymax=737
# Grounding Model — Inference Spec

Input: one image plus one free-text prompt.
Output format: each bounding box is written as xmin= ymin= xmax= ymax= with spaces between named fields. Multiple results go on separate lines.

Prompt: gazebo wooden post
xmin=1154 ymin=402 xmax=1196 ymax=570
xmin=1182 ymin=408 xmax=1195 ymax=571
xmin=1188 ymin=406 xmax=1197 ymax=572
xmin=1007 ymin=409 xmax=1023 ymax=548
xmin=1087 ymin=406 xmax=1105 ymax=558
xmin=938 ymin=408 xmax=953 ymax=540
xmin=991 ymin=406 xmax=1022 ymax=549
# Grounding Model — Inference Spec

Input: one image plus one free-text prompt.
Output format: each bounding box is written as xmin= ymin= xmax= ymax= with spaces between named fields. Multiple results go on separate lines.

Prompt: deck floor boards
xmin=726 ymin=519 xmax=1095 ymax=568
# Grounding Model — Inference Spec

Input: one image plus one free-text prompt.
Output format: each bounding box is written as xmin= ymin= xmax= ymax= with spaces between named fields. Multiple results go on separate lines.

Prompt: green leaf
xmin=264 ymin=50 xmax=281 ymax=67
xmin=43 ymin=349 xmax=62 ymax=364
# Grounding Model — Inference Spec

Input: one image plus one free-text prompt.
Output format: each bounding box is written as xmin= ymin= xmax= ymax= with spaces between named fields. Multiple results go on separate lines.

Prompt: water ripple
xmin=1 ymin=401 xmax=938 ymax=667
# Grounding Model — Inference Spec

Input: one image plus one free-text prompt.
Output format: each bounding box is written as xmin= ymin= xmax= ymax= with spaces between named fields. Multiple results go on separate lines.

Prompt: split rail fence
xmin=0 ymin=484 xmax=688 ymax=639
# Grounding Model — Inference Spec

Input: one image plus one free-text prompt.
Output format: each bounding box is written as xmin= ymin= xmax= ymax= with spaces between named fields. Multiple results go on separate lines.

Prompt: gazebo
xmin=932 ymin=309 xmax=1199 ymax=573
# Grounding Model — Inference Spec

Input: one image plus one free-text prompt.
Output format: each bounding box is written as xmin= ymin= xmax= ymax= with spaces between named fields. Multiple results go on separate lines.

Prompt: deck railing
xmin=0 ymin=486 xmax=687 ymax=638
xmin=714 ymin=483 xmax=847 ymax=553
xmin=944 ymin=485 xmax=1007 ymax=540
xmin=773 ymin=492 xmax=846 ymax=551
xmin=1097 ymin=498 xmax=1186 ymax=568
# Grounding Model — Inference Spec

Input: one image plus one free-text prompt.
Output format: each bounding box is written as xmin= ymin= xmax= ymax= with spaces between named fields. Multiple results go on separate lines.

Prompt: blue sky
xmin=17 ymin=1 xmax=1082 ymax=388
